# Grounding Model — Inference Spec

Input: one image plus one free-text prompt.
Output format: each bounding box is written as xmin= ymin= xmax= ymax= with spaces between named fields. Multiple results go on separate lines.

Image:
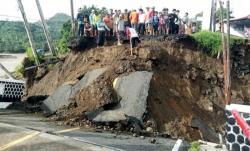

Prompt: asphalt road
xmin=0 ymin=107 xmax=184 ymax=151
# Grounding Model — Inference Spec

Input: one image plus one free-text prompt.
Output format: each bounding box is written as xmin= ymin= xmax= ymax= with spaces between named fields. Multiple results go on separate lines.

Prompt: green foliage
xmin=14 ymin=64 xmax=24 ymax=79
xmin=56 ymin=20 xmax=71 ymax=54
xmin=25 ymin=47 xmax=36 ymax=64
xmin=81 ymin=5 xmax=108 ymax=15
xmin=0 ymin=13 xmax=70 ymax=53
xmin=192 ymin=31 xmax=246 ymax=57
xmin=193 ymin=31 xmax=222 ymax=56
xmin=216 ymin=6 xmax=234 ymax=21
xmin=188 ymin=141 xmax=200 ymax=151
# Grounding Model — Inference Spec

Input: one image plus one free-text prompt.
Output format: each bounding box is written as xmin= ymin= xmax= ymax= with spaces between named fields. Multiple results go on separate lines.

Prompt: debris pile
xmin=23 ymin=35 xmax=250 ymax=142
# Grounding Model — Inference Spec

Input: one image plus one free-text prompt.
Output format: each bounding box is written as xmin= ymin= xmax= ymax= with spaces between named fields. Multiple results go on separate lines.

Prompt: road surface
xmin=0 ymin=106 xmax=185 ymax=151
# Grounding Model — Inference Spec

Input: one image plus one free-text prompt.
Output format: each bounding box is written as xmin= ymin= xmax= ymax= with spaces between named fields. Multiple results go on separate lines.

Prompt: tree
xmin=216 ymin=5 xmax=234 ymax=22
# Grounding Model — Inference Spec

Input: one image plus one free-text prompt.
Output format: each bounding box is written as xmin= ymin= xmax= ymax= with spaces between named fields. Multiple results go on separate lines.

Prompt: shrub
xmin=192 ymin=31 xmax=247 ymax=57
xmin=188 ymin=141 xmax=200 ymax=151
xmin=192 ymin=31 xmax=222 ymax=56
xmin=14 ymin=64 xmax=24 ymax=79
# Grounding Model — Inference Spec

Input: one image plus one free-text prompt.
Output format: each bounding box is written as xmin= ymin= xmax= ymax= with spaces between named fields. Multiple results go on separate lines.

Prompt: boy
xmin=127 ymin=27 xmax=141 ymax=57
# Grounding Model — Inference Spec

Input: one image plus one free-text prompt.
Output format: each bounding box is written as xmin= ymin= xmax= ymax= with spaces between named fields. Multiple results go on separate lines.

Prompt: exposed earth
xmin=22 ymin=35 xmax=250 ymax=143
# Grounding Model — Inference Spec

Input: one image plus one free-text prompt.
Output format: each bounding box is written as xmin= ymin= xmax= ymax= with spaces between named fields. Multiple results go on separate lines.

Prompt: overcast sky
xmin=0 ymin=0 xmax=249 ymax=29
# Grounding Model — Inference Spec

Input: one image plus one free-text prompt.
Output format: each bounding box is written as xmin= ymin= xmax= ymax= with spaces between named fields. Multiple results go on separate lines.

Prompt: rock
xmin=146 ymin=127 xmax=154 ymax=133
xmin=149 ymin=138 xmax=157 ymax=144
xmin=42 ymin=68 xmax=107 ymax=115
xmin=140 ymin=136 xmax=145 ymax=139
xmin=133 ymin=133 xmax=137 ymax=137
xmin=93 ymin=110 xmax=127 ymax=122
xmin=191 ymin=117 xmax=219 ymax=143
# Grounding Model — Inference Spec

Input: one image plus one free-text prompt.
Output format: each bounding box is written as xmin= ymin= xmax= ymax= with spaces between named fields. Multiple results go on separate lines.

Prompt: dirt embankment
xmin=23 ymin=35 xmax=250 ymax=142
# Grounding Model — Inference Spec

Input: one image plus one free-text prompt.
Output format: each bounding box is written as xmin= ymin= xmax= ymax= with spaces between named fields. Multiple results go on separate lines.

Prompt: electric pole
xmin=16 ymin=0 xmax=40 ymax=66
xmin=70 ymin=0 xmax=76 ymax=36
xmin=213 ymin=0 xmax=217 ymax=32
xmin=35 ymin=0 xmax=57 ymax=56
xmin=209 ymin=0 xmax=214 ymax=31
xmin=226 ymin=0 xmax=231 ymax=105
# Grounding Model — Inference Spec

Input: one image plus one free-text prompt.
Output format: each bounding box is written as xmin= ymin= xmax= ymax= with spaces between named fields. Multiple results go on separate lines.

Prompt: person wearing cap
xmin=116 ymin=14 xmax=125 ymax=45
xmin=129 ymin=9 xmax=139 ymax=31
xmin=77 ymin=8 xmax=84 ymax=37
xmin=96 ymin=17 xmax=110 ymax=47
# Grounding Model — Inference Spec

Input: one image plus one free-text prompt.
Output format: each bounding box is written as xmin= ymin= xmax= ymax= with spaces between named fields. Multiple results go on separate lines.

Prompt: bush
xmin=192 ymin=31 xmax=222 ymax=56
xmin=192 ymin=31 xmax=246 ymax=57
xmin=188 ymin=141 xmax=200 ymax=151
xmin=14 ymin=64 xmax=24 ymax=79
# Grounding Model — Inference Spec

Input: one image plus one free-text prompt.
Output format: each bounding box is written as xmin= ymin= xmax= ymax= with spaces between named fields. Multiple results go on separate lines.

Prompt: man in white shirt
xmin=127 ymin=28 xmax=141 ymax=56
xmin=138 ymin=9 xmax=146 ymax=35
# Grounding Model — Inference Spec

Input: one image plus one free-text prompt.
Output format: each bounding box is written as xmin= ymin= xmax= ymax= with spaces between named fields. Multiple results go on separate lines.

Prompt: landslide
xmin=24 ymin=35 xmax=250 ymax=141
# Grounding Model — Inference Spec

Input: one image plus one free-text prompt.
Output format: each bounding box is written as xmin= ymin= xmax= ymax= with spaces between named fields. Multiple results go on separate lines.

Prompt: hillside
xmin=23 ymin=35 xmax=250 ymax=142
xmin=0 ymin=13 xmax=70 ymax=53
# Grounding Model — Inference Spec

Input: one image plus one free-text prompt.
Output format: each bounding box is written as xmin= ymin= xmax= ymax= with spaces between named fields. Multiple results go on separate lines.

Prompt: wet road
xmin=0 ymin=107 xmax=183 ymax=151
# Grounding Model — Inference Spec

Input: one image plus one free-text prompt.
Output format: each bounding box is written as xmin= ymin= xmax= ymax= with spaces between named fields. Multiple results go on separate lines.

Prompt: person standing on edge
xmin=168 ymin=9 xmax=178 ymax=34
xmin=163 ymin=8 xmax=169 ymax=34
xmin=130 ymin=9 xmax=139 ymax=31
xmin=127 ymin=27 xmax=141 ymax=57
xmin=89 ymin=10 xmax=95 ymax=36
xmin=116 ymin=14 xmax=125 ymax=45
xmin=123 ymin=9 xmax=130 ymax=28
xmin=182 ymin=12 xmax=189 ymax=34
xmin=93 ymin=11 xmax=100 ymax=36
xmin=175 ymin=10 xmax=181 ymax=34
xmin=159 ymin=12 xmax=165 ymax=35
xmin=96 ymin=17 xmax=110 ymax=47
xmin=152 ymin=11 xmax=159 ymax=35
xmin=138 ymin=9 xmax=146 ymax=35
xmin=77 ymin=8 xmax=84 ymax=37
xmin=113 ymin=10 xmax=119 ymax=36
xmin=103 ymin=13 xmax=113 ymax=36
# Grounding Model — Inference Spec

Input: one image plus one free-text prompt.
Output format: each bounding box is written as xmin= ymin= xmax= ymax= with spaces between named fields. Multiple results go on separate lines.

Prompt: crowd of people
xmin=76 ymin=7 xmax=196 ymax=55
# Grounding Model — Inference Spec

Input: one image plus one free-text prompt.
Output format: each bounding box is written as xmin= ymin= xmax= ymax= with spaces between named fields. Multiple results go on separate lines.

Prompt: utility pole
xmin=219 ymin=0 xmax=227 ymax=106
xmin=213 ymin=0 xmax=217 ymax=32
xmin=70 ymin=0 xmax=76 ymax=36
xmin=209 ymin=0 xmax=214 ymax=31
xmin=16 ymin=0 xmax=40 ymax=66
xmin=226 ymin=0 xmax=231 ymax=105
xmin=35 ymin=0 xmax=57 ymax=56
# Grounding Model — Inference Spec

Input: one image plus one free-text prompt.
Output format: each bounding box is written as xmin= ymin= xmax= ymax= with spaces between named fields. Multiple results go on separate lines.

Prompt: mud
xmin=23 ymin=35 xmax=250 ymax=142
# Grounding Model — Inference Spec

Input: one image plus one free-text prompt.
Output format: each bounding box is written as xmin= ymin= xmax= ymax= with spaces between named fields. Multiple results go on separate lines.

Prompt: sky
xmin=0 ymin=0 xmax=249 ymax=29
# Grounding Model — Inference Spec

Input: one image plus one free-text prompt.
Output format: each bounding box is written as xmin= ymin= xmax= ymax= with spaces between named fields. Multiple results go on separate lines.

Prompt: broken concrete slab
xmin=92 ymin=110 xmax=127 ymax=122
xmin=42 ymin=84 xmax=73 ymax=115
xmin=72 ymin=68 xmax=107 ymax=95
xmin=92 ymin=71 xmax=153 ymax=122
xmin=113 ymin=71 xmax=153 ymax=121
xmin=42 ymin=68 xmax=107 ymax=115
